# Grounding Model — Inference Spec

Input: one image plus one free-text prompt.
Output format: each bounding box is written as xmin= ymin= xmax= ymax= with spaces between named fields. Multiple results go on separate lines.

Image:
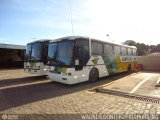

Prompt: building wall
xmin=0 ymin=48 xmax=25 ymax=68
xmin=137 ymin=56 xmax=160 ymax=71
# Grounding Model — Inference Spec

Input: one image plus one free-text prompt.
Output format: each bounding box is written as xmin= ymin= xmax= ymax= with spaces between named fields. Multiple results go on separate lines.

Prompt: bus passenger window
xmin=121 ymin=47 xmax=127 ymax=56
xmin=98 ymin=43 xmax=103 ymax=55
xmin=91 ymin=41 xmax=103 ymax=55
xmin=114 ymin=46 xmax=121 ymax=55
xmin=75 ymin=38 xmax=89 ymax=65
xmin=91 ymin=42 xmax=97 ymax=54
xmin=104 ymin=44 xmax=113 ymax=55
xmin=128 ymin=48 xmax=132 ymax=56
xmin=133 ymin=49 xmax=137 ymax=56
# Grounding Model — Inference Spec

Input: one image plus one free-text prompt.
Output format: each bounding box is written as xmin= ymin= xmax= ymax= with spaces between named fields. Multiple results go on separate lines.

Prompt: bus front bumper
xmin=24 ymin=68 xmax=45 ymax=75
xmin=47 ymin=73 xmax=79 ymax=85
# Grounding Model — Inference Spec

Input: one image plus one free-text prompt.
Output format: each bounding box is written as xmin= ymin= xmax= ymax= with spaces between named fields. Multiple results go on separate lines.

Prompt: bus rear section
xmin=24 ymin=40 xmax=50 ymax=75
xmin=45 ymin=36 xmax=137 ymax=84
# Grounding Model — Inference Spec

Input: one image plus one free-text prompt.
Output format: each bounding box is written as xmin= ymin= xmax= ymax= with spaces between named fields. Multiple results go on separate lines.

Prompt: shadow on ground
xmin=0 ymin=72 xmax=133 ymax=111
xmin=0 ymin=76 xmax=46 ymax=87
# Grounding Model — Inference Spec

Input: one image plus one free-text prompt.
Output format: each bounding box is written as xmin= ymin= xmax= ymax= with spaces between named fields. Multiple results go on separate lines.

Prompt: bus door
xmin=75 ymin=38 xmax=89 ymax=71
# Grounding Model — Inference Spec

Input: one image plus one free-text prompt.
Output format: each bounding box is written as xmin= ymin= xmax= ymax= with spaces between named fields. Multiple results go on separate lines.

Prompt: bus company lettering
xmin=121 ymin=56 xmax=137 ymax=62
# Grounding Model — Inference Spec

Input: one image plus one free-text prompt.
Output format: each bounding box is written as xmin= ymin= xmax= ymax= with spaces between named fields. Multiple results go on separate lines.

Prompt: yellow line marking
xmin=130 ymin=74 xmax=153 ymax=93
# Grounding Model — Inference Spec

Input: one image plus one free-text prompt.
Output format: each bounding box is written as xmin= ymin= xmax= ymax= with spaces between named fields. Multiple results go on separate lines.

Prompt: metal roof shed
xmin=0 ymin=43 xmax=26 ymax=68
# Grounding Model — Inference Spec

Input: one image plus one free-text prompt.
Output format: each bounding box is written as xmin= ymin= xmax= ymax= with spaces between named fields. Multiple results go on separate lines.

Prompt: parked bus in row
xmin=24 ymin=39 xmax=50 ymax=75
xmin=45 ymin=36 xmax=137 ymax=84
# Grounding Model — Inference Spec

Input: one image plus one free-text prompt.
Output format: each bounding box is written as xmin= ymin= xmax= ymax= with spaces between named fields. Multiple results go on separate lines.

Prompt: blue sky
xmin=0 ymin=0 xmax=160 ymax=45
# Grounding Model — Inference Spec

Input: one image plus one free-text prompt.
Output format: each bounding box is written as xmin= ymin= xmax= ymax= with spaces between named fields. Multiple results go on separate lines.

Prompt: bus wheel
xmin=89 ymin=68 xmax=99 ymax=82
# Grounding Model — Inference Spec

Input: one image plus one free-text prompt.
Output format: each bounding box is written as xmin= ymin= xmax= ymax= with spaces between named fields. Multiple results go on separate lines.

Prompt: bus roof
xmin=27 ymin=39 xmax=51 ymax=45
xmin=50 ymin=36 xmax=137 ymax=49
xmin=0 ymin=43 xmax=25 ymax=50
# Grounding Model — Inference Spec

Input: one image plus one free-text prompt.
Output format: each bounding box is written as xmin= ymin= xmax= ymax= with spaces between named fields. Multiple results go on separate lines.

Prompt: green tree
xmin=124 ymin=40 xmax=149 ymax=56
xmin=150 ymin=44 xmax=160 ymax=53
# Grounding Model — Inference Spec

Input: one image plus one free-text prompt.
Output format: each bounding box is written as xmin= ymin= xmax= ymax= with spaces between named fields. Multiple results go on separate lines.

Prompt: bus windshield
xmin=48 ymin=41 xmax=74 ymax=66
xmin=31 ymin=42 xmax=43 ymax=61
xmin=48 ymin=43 xmax=57 ymax=60
xmin=25 ymin=44 xmax=31 ymax=61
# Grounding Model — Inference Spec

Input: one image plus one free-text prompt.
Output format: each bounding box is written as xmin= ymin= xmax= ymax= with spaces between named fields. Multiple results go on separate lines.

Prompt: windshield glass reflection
xmin=48 ymin=41 xmax=73 ymax=66
xmin=25 ymin=44 xmax=31 ymax=61
xmin=31 ymin=43 xmax=43 ymax=61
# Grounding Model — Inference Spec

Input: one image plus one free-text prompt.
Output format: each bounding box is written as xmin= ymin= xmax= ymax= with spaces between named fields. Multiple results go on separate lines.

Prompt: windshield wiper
xmin=31 ymin=56 xmax=41 ymax=61
xmin=55 ymin=59 xmax=66 ymax=66
xmin=47 ymin=57 xmax=59 ymax=65
xmin=31 ymin=56 xmax=36 ymax=60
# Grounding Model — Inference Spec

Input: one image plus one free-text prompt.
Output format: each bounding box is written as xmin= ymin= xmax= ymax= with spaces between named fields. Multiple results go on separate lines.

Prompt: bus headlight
xmin=44 ymin=66 xmax=50 ymax=71
xmin=73 ymin=76 xmax=78 ymax=79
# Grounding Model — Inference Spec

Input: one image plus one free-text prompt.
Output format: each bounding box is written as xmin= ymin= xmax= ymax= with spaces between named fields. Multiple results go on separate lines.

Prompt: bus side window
xmin=127 ymin=48 xmax=132 ymax=56
xmin=133 ymin=49 xmax=137 ymax=56
xmin=104 ymin=44 xmax=113 ymax=55
xmin=98 ymin=43 xmax=103 ymax=55
xmin=114 ymin=46 xmax=121 ymax=55
xmin=121 ymin=47 xmax=127 ymax=56
xmin=75 ymin=38 xmax=89 ymax=65
xmin=75 ymin=47 xmax=83 ymax=65
xmin=91 ymin=41 xmax=103 ymax=55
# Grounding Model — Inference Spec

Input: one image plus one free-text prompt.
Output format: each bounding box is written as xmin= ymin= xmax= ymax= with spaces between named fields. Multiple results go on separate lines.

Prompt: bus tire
xmin=89 ymin=68 xmax=99 ymax=82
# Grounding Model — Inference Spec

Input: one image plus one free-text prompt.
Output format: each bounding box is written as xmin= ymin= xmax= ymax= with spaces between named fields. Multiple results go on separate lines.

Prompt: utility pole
xmin=69 ymin=0 xmax=74 ymax=36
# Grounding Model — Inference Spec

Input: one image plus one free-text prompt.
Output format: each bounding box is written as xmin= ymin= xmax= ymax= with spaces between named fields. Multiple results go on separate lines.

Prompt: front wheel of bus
xmin=89 ymin=68 xmax=99 ymax=82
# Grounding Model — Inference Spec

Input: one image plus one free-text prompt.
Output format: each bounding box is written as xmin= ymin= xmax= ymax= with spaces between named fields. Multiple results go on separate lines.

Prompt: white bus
xmin=45 ymin=36 xmax=137 ymax=84
xmin=24 ymin=39 xmax=50 ymax=75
